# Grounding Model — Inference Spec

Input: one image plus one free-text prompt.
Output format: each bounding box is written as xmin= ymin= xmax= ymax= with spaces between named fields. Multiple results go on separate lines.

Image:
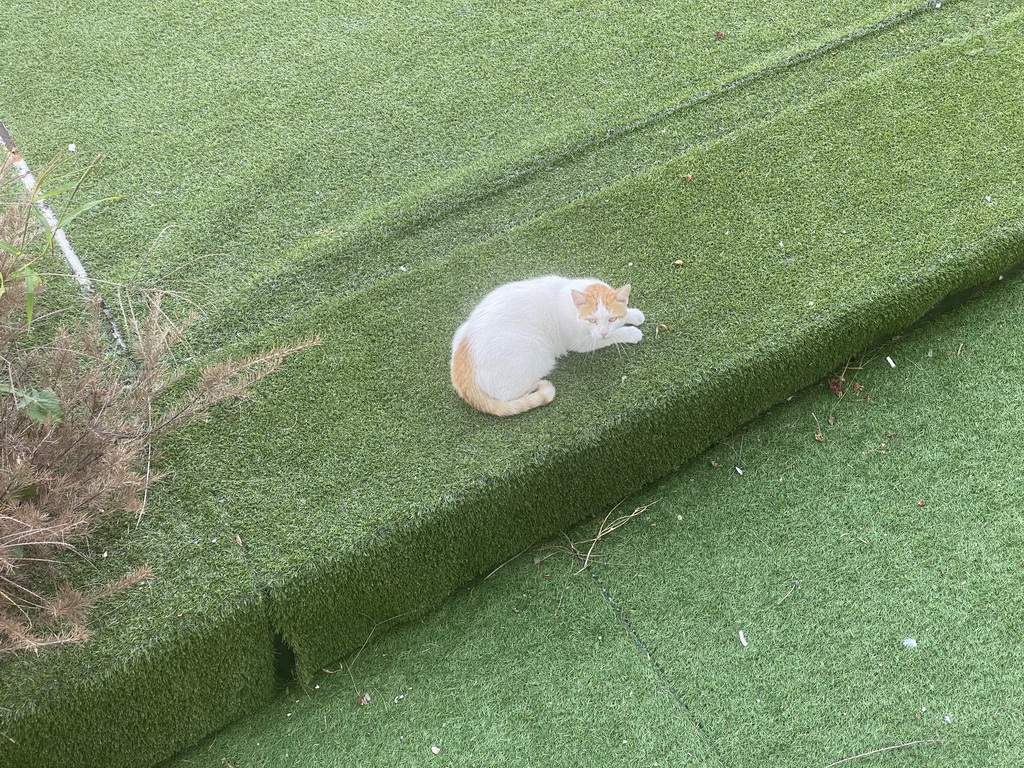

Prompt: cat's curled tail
xmin=451 ymin=336 xmax=555 ymax=416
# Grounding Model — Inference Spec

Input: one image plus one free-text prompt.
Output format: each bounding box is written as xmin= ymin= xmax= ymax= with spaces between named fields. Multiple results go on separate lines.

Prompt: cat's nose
xmin=598 ymin=327 xmax=609 ymax=337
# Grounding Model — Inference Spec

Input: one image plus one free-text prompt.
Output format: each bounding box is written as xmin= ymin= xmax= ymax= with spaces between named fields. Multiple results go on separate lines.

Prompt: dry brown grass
xmin=0 ymin=151 xmax=318 ymax=652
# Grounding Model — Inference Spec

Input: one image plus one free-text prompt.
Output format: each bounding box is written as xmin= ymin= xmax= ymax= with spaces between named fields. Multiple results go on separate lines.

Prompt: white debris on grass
xmin=902 ymin=638 xmax=918 ymax=648
xmin=886 ymin=356 xmax=896 ymax=368
xmin=739 ymin=629 xmax=749 ymax=647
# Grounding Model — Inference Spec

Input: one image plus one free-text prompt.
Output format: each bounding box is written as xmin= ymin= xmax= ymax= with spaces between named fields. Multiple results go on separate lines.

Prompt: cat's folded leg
xmin=625 ymin=307 xmax=645 ymax=326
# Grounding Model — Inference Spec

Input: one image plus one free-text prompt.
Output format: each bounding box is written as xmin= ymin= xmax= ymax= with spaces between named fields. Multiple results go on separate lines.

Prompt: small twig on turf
xmin=571 ymin=500 xmax=659 ymax=575
xmin=812 ymin=412 xmax=824 ymax=442
xmin=484 ymin=546 xmax=530 ymax=580
xmin=777 ymin=580 xmax=799 ymax=605
xmin=136 ymin=442 xmax=154 ymax=527
xmin=822 ymin=739 xmax=942 ymax=768
xmin=345 ymin=610 xmax=417 ymax=696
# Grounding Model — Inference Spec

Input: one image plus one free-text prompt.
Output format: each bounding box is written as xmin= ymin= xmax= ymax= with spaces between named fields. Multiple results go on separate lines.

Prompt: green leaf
xmin=34 ymin=178 xmax=80 ymax=199
xmin=12 ymin=266 xmax=41 ymax=327
xmin=56 ymin=196 xmax=121 ymax=230
xmin=27 ymin=203 xmax=50 ymax=231
xmin=0 ymin=239 xmax=21 ymax=256
xmin=17 ymin=387 xmax=63 ymax=423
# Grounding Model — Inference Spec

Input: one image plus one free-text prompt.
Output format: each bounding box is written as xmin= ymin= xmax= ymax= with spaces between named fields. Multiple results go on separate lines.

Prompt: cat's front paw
xmin=626 ymin=307 xmax=645 ymax=326
xmin=617 ymin=325 xmax=643 ymax=344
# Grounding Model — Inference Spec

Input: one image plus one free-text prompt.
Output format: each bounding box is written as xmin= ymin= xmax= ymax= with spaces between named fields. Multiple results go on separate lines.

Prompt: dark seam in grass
xmin=474 ymin=0 xmax=952 ymax=233
xmin=584 ymin=565 xmax=730 ymax=767
xmin=399 ymin=0 xmax=958 ymax=279
xmin=214 ymin=0 xmax=952 ymax=344
xmin=912 ymin=225 xmax=1024 ymax=315
xmin=489 ymin=0 xmax=947 ymax=193
xmin=404 ymin=0 xmax=950 ymax=236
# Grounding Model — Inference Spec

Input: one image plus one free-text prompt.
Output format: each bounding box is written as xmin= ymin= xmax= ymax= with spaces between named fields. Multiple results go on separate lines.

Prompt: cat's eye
xmin=587 ymin=318 xmax=597 ymax=324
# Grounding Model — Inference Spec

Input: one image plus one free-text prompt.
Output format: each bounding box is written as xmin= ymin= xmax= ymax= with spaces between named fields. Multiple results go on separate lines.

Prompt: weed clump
xmin=0 ymin=151 xmax=317 ymax=652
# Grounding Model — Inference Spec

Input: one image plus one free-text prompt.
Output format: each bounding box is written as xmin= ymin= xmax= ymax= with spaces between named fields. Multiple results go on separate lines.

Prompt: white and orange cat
xmin=451 ymin=275 xmax=645 ymax=416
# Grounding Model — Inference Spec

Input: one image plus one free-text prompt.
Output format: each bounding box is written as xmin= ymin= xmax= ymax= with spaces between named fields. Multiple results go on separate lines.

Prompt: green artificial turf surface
xmin=168 ymin=269 xmax=1024 ymax=766
xmin=1 ymin=0 xmax=1023 ymax=766
xmin=173 ymin=549 xmax=717 ymax=767
xmin=3 ymin=0 xmax=927 ymax=323
xmin=167 ymin=0 xmax=1024 ymax=677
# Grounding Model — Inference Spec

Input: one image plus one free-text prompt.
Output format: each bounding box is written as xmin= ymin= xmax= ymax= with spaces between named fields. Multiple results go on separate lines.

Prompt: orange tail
xmin=451 ymin=336 xmax=555 ymax=416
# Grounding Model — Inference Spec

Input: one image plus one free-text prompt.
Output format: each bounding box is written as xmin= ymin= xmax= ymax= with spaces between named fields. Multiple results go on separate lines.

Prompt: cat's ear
xmin=615 ymin=285 xmax=632 ymax=304
xmin=571 ymin=289 xmax=587 ymax=308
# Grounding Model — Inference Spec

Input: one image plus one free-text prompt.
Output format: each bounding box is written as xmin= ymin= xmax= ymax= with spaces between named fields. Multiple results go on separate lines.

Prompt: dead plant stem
xmin=823 ymin=739 xmax=942 ymax=768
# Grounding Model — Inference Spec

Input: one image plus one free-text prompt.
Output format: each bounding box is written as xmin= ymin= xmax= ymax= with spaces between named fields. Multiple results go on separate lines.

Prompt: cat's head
xmin=571 ymin=283 xmax=631 ymax=339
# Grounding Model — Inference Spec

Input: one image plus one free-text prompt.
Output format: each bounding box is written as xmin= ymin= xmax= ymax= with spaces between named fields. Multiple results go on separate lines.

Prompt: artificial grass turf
xmin=170 ymin=548 xmax=718 ymax=767
xmin=575 ymin=270 xmax=1024 ymax=766
xmin=0 ymin=0 xmax=945 ymax=329
xmin=167 ymin=266 xmax=1024 ymax=767
xmin=200 ymin=0 xmax=1006 ymax=344
xmin=2 ymin=1 xmax=1024 ymax=766
xmin=0 ymin=479 xmax=279 ymax=768
xmin=200 ymin=2 xmax=1024 ymax=676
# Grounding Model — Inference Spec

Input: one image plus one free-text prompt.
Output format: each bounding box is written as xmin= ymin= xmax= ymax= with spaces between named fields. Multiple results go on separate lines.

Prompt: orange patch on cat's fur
xmin=450 ymin=335 xmax=478 ymax=407
xmin=451 ymin=335 xmax=555 ymax=416
xmin=572 ymin=283 xmax=631 ymax=318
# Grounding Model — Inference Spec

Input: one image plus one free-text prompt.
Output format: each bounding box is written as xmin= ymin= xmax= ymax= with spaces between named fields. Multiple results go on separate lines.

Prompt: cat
xmin=450 ymin=275 xmax=645 ymax=416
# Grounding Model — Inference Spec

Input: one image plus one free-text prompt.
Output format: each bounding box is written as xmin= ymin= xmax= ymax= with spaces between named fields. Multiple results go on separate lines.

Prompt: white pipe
xmin=1 ymin=120 xmax=127 ymax=350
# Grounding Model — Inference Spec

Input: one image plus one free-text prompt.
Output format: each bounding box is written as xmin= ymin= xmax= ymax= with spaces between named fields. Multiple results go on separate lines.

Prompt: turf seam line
xmin=0 ymin=118 xmax=129 ymax=351
xmin=584 ymin=565 xmax=729 ymax=767
xmin=429 ymin=0 xmax=952 ymax=241
xmin=489 ymin=0 xmax=946 ymax=193
xmin=250 ymin=0 xmax=948 ymax=334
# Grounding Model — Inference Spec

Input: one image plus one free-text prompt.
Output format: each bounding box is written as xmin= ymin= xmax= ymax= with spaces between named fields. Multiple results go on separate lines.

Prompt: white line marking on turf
xmin=1 ymin=120 xmax=127 ymax=350
xmin=0 ymin=127 xmax=93 ymax=291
